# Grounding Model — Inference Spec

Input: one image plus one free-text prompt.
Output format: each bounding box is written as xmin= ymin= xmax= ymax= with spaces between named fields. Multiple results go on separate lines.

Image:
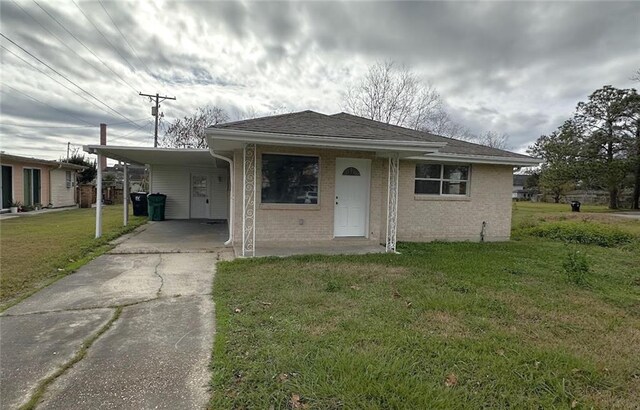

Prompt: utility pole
xmin=139 ymin=92 xmax=176 ymax=147
xmin=67 ymin=142 xmax=70 ymax=161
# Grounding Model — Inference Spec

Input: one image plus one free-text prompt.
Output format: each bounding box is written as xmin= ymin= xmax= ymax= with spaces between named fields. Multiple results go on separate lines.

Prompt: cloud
xmin=1 ymin=0 xmax=638 ymax=160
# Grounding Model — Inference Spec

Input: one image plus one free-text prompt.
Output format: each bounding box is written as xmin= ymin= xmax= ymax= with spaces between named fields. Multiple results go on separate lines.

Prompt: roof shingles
xmin=213 ymin=110 xmax=533 ymax=160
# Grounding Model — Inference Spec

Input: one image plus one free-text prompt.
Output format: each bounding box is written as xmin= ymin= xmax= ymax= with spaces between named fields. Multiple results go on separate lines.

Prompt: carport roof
xmin=84 ymin=145 xmax=225 ymax=167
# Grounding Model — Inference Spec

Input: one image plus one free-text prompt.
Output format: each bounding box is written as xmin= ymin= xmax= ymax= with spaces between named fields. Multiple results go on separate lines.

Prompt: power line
xmin=1 ymin=117 xmax=151 ymax=129
xmin=12 ymin=0 xmax=135 ymax=94
xmin=109 ymin=120 xmax=154 ymax=144
xmin=0 ymin=83 xmax=94 ymax=126
xmin=32 ymin=0 xmax=139 ymax=93
xmin=1 ymin=33 xmax=140 ymax=127
xmin=1 ymin=44 xmax=126 ymax=119
xmin=71 ymin=0 xmax=137 ymax=73
xmin=97 ymin=0 xmax=161 ymax=89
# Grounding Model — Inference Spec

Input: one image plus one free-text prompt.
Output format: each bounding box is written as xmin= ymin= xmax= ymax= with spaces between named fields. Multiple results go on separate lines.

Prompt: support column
xmin=123 ymin=163 xmax=129 ymax=226
xmin=95 ymin=154 xmax=103 ymax=238
xmin=242 ymin=143 xmax=256 ymax=257
xmin=385 ymin=154 xmax=399 ymax=253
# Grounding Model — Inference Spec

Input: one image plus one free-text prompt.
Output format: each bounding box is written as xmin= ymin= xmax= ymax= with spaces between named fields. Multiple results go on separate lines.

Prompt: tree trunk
xmin=633 ymin=169 xmax=640 ymax=209
xmin=609 ymin=187 xmax=619 ymax=209
xmin=633 ymin=119 xmax=640 ymax=209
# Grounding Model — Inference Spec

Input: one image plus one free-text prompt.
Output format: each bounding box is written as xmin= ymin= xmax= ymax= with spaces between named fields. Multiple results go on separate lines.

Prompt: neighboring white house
xmin=512 ymin=174 xmax=533 ymax=200
xmin=86 ymin=111 xmax=540 ymax=256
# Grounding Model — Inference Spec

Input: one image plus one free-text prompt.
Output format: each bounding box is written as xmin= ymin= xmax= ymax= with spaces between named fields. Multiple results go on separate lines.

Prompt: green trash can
xmin=147 ymin=193 xmax=167 ymax=221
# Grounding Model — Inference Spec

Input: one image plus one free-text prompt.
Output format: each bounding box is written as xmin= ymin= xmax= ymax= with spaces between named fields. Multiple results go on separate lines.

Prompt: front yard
xmin=0 ymin=206 xmax=146 ymax=309
xmin=211 ymin=204 xmax=640 ymax=408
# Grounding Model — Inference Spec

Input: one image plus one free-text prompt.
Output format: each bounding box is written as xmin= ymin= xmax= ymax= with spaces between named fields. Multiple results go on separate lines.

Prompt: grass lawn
xmin=211 ymin=204 xmax=640 ymax=409
xmin=0 ymin=205 xmax=146 ymax=309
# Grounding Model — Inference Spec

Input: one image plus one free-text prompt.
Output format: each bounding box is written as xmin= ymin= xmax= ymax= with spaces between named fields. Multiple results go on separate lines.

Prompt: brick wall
xmin=231 ymin=146 xmax=513 ymax=246
xmin=396 ymin=161 xmax=513 ymax=242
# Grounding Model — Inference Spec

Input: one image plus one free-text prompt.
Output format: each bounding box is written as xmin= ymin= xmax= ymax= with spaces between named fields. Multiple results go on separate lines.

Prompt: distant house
xmin=512 ymin=174 xmax=533 ymax=200
xmin=86 ymin=111 xmax=540 ymax=255
xmin=104 ymin=163 xmax=148 ymax=192
xmin=0 ymin=152 xmax=86 ymax=210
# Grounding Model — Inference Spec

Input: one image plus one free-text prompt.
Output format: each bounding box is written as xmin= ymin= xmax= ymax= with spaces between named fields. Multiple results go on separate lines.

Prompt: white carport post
xmin=385 ymin=154 xmax=399 ymax=253
xmin=123 ymin=163 xmax=129 ymax=226
xmin=95 ymin=154 xmax=103 ymax=238
xmin=242 ymin=143 xmax=256 ymax=257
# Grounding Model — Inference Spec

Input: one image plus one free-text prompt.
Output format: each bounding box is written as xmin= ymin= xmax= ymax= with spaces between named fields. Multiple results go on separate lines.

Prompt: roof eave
xmin=206 ymin=128 xmax=445 ymax=155
xmin=407 ymin=152 xmax=541 ymax=166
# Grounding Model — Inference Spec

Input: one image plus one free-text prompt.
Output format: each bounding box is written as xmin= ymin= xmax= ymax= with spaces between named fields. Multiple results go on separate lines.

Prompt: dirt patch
xmin=412 ymin=310 xmax=471 ymax=339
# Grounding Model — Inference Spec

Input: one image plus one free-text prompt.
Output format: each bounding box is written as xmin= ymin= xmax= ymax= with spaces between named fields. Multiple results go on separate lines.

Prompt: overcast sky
xmin=1 ymin=0 xmax=638 ymax=160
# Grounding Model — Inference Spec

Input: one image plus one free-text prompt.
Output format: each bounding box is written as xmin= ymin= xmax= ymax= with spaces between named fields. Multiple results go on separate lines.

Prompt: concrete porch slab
xmin=236 ymin=238 xmax=386 ymax=257
xmin=109 ymin=219 xmax=229 ymax=254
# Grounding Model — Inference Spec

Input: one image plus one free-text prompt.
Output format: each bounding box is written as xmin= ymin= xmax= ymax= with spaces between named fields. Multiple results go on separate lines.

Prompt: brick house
xmin=86 ymin=111 xmax=539 ymax=256
xmin=0 ymin=153 xmax=85 ymax=210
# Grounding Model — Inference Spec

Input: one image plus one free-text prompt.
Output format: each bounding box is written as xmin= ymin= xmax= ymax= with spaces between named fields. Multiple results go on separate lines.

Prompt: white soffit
xmin=83 ymin=145 xmax=224 ymax=167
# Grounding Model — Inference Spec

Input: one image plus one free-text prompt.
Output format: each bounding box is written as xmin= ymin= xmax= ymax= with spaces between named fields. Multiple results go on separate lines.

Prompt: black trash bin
xmin=130 ymin=192 xmax=148 ymax=216
xmin=570 ymin=201 xmax=581 ymax=212
xmin=147 ymin=193 xmax=167 ymax=221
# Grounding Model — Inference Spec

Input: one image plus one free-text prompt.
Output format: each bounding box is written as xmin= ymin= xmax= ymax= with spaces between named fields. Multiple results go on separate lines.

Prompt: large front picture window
xmin=415 ymin=164 xmax=469 ymax=195
xmin=261 ymin=154 xmax=319 ymax=204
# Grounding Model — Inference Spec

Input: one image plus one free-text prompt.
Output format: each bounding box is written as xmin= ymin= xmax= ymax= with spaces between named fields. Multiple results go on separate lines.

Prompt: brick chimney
xmin=99 ymin=123 xmax=107 ymax=171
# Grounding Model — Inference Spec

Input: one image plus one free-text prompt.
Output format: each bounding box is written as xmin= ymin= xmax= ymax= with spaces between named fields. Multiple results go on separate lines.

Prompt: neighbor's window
xmin=261 ymin=154 xmax=319 ymax=204
xmin=415 ymin=164 xmax=469 ymax=195
xmin=65 ymin=171 xmax=72 ymax=188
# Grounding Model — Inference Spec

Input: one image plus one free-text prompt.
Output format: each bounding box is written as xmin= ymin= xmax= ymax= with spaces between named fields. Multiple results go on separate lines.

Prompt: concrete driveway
xmin=0 ymin=220 xmax=233 ymax=409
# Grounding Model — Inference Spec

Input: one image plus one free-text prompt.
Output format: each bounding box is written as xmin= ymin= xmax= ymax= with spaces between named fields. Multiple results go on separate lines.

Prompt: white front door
xmin=334 ymin=158 xmax=370 ymax=237
xmin=190 ymin=174 xmax=210 ymax=218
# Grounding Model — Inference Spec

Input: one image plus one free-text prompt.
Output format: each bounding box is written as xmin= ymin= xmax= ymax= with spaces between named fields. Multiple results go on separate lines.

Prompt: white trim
xmin=123 ymin=164 xmax=129 ymax=226
xmin=95 ymin=156 xmax=103 ymax=238
xmin=409 ymin=152 xmax=540 ymax=166
xmin=207 ymin=128 xmax=445 ymax=154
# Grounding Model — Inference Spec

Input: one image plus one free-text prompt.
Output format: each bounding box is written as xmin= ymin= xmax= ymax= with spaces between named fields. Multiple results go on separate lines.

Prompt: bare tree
xmin=161 ymin=106 xmax=229 ymax=149
xmin=476 ymin=130 xmax=510 ymax=150
xmin=344 ymin=61 xmax=445 ymax=130
xmin=632 ymin=68 xmax=640 ymax=82
xmin=427 ymin=110 xmax=475 ymax=141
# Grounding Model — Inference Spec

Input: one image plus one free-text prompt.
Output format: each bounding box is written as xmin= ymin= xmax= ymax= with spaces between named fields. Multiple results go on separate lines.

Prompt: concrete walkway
xmin=0 ymin=221 xmax=233 ymax=409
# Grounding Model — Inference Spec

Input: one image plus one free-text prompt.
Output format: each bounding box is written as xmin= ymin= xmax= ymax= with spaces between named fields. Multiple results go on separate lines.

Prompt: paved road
xmin=1 ymin=221 xmax=233 ymax=409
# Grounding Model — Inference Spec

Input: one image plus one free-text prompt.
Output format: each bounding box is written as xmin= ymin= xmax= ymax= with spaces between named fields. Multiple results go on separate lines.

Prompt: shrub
xmin=525 ymin=221 xmax=635 ymax=247
xmin=563 ymin=249 xmax=590 ymax=286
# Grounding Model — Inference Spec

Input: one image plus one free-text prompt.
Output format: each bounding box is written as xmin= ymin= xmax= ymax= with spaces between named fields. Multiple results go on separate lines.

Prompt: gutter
xmin=208 ymin=147 xmax=234 ymax=246
xmin=407 ymin=152 xmax=542 ymax=167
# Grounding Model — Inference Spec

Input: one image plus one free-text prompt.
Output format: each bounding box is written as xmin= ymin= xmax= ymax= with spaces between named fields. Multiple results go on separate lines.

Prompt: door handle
xmin=206 ymin=199 xmax=209 ymax=204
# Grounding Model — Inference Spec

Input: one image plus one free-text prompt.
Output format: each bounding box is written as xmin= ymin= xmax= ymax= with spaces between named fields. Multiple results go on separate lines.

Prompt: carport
xmin=84 ymin=146 xmax=232 ymax=244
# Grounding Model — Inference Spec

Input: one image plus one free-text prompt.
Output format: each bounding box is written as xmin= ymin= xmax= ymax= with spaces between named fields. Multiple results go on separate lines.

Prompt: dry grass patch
xmin=412 ymin=310 xmax=471 ymax=339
